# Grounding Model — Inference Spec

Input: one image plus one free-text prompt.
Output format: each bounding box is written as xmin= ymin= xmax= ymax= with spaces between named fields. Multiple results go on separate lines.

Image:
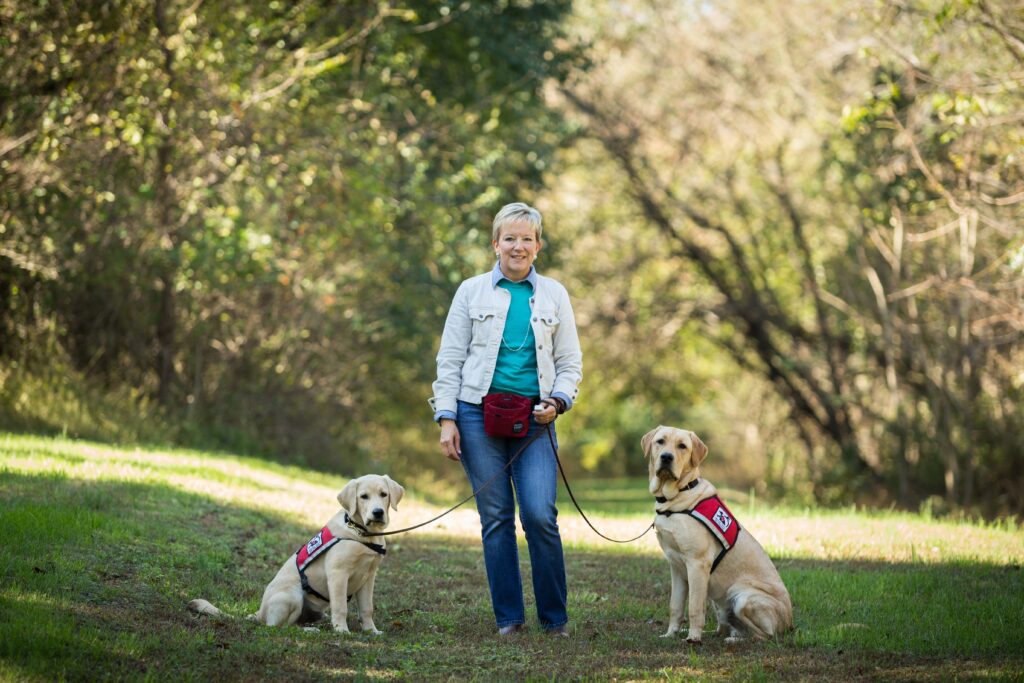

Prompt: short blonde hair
xmin=492 ymin=202 xmax=543 ymax=242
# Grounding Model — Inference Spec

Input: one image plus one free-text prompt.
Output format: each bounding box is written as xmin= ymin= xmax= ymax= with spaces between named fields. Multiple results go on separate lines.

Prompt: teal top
xmin=488 ymin=279 xmax=540 ymax=397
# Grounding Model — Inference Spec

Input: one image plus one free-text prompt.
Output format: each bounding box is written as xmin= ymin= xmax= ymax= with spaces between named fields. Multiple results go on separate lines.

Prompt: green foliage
xmin=553 ymin=0 xmax=1024 ymax=513
xmin=819 ymin=0 xmax=1024 ymax=509
xmin=2 ymin=0 xmax=1022 ymax=514
xmin=0 ymin=348 xmax=180 ymax=447
xmin=1 ymin=0 xmax=579 ymax=471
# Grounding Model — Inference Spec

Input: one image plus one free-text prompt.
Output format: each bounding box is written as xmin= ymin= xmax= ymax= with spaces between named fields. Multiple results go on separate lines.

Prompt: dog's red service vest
xmin=658 ymin=494 xmax=741 ymax=572
xmin=690 ymin=496 xmax=739 ymax=550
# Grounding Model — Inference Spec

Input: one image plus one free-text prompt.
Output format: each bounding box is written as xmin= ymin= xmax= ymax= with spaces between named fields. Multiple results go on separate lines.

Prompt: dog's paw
xmin=366 ymin=628 xmax=383 ymax=636
xmin=332 ymin=624 xmax=352 ymax=634
xmin=685 ymin=629 xmax=703 ymax=644
xmin=724 ymin=635 xmax=744 ymax=645
xmin=659 ymin=631 xmax=677 ymax=638
xmin=302 ymin=626 xmax=320 ymax=633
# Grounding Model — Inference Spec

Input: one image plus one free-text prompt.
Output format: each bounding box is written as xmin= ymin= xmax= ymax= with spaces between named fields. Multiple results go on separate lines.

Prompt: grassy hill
xmin=2 ymin=433 xmax=1022 ymax=681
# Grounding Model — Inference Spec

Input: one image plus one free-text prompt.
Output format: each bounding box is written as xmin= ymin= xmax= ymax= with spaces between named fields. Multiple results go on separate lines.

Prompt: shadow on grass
xmin=1 ymin=469 xmax=1022 ymax=681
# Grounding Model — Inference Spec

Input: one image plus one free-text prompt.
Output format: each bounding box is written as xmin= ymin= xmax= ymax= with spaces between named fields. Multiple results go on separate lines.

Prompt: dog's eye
xmin=360 ymin=493 xmax=369 ymax=500
xmin=655 ymin=438 xmax=665 ymax=445
xmin=679 ymin=443 xmax=688 ymax=450
xmin=381 ymin=492 xmax=389 ymax=497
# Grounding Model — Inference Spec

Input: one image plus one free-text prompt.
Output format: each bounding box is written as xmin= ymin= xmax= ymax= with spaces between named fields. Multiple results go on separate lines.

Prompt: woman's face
xmin=493 ymin=220 xmax=542 ymax=281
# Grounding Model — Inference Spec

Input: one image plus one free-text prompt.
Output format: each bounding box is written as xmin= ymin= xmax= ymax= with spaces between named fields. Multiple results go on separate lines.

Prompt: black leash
xmin=543 ymin=424 xmax=655 ymax=544
xmin=369 ymin=425 xmax=548 ymax=537
xmin=363 ymin=420 xmax=654 ymax=544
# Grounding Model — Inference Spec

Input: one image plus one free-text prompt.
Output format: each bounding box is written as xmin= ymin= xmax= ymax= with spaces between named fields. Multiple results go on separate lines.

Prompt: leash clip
xmin=344 ymin=512 xmax=371 ymax=537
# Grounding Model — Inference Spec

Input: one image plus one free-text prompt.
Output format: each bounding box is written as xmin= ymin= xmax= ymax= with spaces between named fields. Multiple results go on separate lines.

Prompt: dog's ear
xmin=337 ymin=478 xmax=359 ymax=513
xmin=640 ymin=427 xmax=662 ymax=458
xmin=689 ymin=432 xmax=708 ymax=468
xmin=384 ymin=475 xmax=404 ymax=511
xmin=645 ymin=429 xmax=660 ymax=494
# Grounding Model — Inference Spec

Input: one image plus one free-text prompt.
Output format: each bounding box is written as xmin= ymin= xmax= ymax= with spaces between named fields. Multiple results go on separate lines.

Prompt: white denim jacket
xmin=429 ymin=266 xmax=583 ymax=419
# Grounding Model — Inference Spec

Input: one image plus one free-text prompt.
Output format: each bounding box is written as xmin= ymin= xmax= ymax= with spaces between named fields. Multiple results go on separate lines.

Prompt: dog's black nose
xmin=660 ymin=452 xmax=673 ymax=462
xmin=371 ymin=507 xmax=385 ymax=519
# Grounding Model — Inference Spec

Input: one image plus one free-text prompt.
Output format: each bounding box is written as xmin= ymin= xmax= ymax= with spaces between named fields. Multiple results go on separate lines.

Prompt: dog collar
xmin=655 ymin=477 xmax=700 ymax=504
xmin=344 ymin=512 xmax=372 ymax=537
xmin=358 ymin=541 xmax=387 ymax=556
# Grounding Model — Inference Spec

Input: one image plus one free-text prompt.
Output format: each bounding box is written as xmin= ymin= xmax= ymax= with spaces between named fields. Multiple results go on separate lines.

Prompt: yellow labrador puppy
xmin=189 ymin=474 xmax=404 ymax=635
xmin=643 ymin=426 xmax=792 ymax=643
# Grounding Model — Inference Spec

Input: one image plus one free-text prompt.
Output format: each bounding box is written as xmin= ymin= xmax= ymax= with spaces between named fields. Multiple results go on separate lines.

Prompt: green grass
xmin=2 ymin=433 xmax=1023 ymax=681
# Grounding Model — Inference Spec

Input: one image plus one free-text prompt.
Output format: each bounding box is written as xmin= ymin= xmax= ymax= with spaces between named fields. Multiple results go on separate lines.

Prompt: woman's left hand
xmin=533 ymin=402 xmax=557 ymax=425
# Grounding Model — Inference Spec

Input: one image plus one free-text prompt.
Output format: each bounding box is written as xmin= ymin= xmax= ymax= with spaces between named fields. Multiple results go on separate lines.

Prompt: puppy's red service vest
xmin=294 ymin=525 xmax=387 ymax=602
xmin=296 ymin=527 xmax=341 ymax=573
xmin=295 ymin=526 xmax=341 ymax=602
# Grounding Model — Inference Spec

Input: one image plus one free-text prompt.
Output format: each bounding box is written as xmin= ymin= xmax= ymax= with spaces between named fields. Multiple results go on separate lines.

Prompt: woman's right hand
xmin=439 ymin=419 xmax=461 ymax=462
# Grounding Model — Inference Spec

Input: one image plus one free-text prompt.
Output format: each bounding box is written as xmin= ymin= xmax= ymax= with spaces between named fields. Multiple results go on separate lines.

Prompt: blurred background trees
xmin=554 ymin=0 xmax=1024 ymax=512
xmin=1 ymin=0 xmax=576 ymax=468
xmin=2 ymin=0 xmax=1021 ymax=515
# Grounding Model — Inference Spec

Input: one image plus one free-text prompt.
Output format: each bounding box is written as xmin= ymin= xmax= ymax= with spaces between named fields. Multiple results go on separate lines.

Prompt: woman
xmin=429 ymin=202 xmax=583 ymax=637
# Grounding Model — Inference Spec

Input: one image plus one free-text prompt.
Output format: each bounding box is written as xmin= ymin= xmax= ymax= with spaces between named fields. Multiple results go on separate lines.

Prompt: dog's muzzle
xmin=656 ymin=453 xmax=675 ymax=480
xmin=370 ymin=507 xmax=386 ymax=523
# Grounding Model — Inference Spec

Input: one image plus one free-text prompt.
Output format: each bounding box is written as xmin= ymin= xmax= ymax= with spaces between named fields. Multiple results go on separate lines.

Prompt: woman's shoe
xmin=498 ymin=624 xmax=525 ymax=636
xmin=547 ymin=624 xmax=569 ymax=637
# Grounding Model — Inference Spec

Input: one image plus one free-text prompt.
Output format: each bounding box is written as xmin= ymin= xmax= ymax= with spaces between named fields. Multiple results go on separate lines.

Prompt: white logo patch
xmin=713 ymin=508 xmax=732 ymax=533
xmin=306 ymin=532 xmax=324 ymax=554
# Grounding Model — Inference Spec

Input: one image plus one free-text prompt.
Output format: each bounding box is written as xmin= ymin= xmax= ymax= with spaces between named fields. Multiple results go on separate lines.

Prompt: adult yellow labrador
xmin=643 ymin=426 xmax=792 ymax=643
xmin=188 ymin=474 xmax=404 ymax=635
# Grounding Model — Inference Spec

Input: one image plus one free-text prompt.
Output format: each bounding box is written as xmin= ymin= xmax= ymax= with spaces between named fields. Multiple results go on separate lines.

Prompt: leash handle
xmin=545 ymin=425 xmax=655 ymax=544
xmin=373 ymin=423 xmax=547 ymax=537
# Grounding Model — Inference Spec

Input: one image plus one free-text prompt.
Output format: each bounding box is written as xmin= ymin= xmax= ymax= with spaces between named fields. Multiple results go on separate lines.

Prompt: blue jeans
xmin=456 ymin=400 xmax=568 ymax=630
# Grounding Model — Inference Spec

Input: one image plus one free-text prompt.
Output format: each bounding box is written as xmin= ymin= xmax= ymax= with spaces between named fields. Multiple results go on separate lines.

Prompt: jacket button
xmin=532 ymin=317 xmax=538 ymax=322
xmin=537 ymin=345 xmax=543 ymax=350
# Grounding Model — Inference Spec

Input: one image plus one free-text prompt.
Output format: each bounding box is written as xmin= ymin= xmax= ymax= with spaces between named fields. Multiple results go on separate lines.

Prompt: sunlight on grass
xmin=3 ymin=432 xmax=1023 ymax=680
xmin=3 ymin=433 xmax=1021 ymax=568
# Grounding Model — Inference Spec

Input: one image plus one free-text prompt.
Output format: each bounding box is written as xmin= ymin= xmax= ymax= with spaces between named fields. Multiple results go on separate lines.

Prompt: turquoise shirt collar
xmin=491 ymin=262 xmax=538 ymax=289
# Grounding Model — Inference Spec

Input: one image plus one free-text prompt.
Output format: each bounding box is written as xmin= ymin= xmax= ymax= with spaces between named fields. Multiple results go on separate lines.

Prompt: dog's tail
xmin=188 ymin=599 xmax=261 ymax=622
xmin=187 ymin=599 xmax=228 ymax=618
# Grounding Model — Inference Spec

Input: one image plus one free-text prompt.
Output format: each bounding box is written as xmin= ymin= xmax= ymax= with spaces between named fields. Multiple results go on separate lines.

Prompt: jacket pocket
xmin=534 ymin=309 xmax=560 ymax=348
xmin=468 ymin=306 xmax=496 ymax=346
